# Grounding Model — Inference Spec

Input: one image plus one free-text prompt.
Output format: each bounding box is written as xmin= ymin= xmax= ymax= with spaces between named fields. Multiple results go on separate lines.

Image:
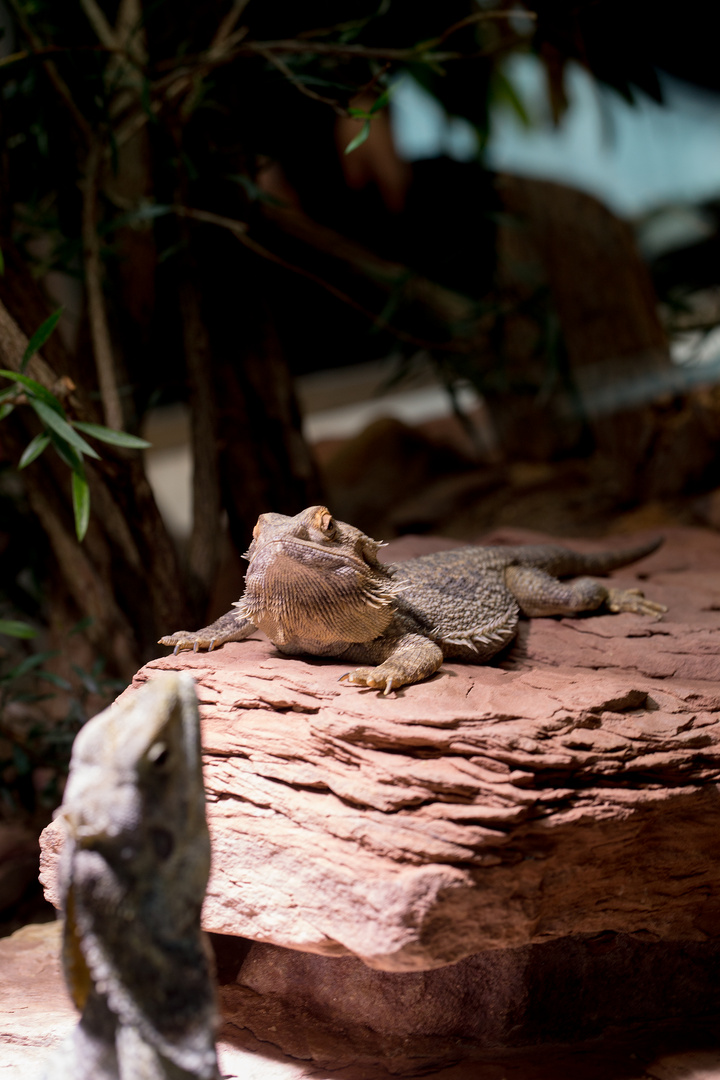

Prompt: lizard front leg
xmin=339 ymin=634 xmax=443 ymax=695
xmin=158 ymin=608 xmax=256 ymax=654
xmin=505 ymin=565 xmax=666 ymax=618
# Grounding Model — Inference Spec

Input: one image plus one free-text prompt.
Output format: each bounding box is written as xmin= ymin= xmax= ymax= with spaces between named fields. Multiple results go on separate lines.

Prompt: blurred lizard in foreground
xmin=40 ymin=673 xmax=219 ymax=1080
xmin=160 ymin=505 xmax=665 ymax=694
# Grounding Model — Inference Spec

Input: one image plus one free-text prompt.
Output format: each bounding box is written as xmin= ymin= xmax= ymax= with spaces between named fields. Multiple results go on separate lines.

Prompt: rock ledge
xmin=39 ymin=527 xmax=720 ymax=973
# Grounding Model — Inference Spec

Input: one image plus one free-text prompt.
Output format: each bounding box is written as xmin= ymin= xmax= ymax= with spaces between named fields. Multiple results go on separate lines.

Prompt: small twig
xmin=149 ymin=31 xmax=521 ymax=90
xmin=154 ymin=38 xmax=466 ymax=73
xmin=0 ymin=44 xmax=127 ymax=71
xmin=209 ymin=0 xmax=251 ymax=52
xmin=79 ymin=0 xmax=118 ymax=50
xmin=173 ymin=205 xmax=248 ymax=234
xmin=6 ymin=0 xmax=93 ymax=142
xmin=435 ymin=8 xmax=537 ymax=46
xmin=257 ymin=48 xmax=349 ymax=116
xmin=82 ymin=143 xmax=124 ymax=431
xmin=355 ymin=61 xmax=392 ymax=101
xmin=244 ymin=38 xmax=464 ymax=61
xmin=113 ymin=18 xmax=248 ymax=145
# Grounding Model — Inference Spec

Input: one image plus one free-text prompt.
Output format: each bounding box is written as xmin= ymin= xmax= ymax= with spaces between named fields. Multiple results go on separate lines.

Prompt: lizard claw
xmin=159 ymin=631 xmax=214 ymax=654
xmin=606 ymin=587 xmax=667 ymax=617
xmin=340 ymin=667 xmax=399 ymax=695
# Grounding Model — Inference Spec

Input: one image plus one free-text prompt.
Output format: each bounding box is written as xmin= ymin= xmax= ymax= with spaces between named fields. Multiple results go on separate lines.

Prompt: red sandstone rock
xmin=2 ymin=920 xmax=719 ymax=1079
xmin=39 ymin=527 xmax=720 ymax=973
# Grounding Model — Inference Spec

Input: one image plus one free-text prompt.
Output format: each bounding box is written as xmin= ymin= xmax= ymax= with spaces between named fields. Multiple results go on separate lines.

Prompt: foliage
xmin=0 ymin=2 xmax=658 ymax=364
xmin=0 ymin=311 xmax=151 ymax=540
xmin=0 ymin=617 xmax=125 ymax=816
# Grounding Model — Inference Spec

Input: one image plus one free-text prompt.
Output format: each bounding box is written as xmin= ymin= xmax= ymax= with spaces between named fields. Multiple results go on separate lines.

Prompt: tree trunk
xmin=0 ymin=285 xmax=189 ymax=677
xmin=191 ymin=226 xmax=323 ymax=553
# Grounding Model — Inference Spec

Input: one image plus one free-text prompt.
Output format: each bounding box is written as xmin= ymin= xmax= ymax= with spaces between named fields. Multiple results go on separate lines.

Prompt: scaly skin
xmin=43 ymin=674 xmax=219 ymax=1080
xmin=159 ymin=506 xmax=666 ymax=694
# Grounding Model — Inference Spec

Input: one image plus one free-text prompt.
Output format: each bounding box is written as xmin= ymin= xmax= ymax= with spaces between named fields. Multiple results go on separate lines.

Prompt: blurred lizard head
xmin=59 ymin=673 xmax=208 ymax=885
xmin=236 ymin=505 xmax=400 ymax=647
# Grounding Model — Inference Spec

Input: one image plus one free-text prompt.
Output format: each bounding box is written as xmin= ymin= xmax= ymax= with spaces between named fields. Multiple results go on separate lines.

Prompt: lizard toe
xmin=339 ymin=668 xmax=374 ymax=687
xmin=340 ymin=667 xmax=399 ymax=693
xmin=606 ymin=587 xmax=667 ymax=617
xmin=158 ymin=631 xmax=214 ymax=653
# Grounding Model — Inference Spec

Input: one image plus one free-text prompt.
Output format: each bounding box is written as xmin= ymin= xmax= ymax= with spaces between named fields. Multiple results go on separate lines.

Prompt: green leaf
xmin=2 ymin=652 xmax=55 ymax=680
xmin=0 ymin=403 xmax=14 ymax=421
xmin=20 ymin=308 xmax=63 ymax=373
xmin=37 ymin=671 xmax=72 ymax=690
xmin=0 ymin=619 xmax=38 ymax=639
xmin=492 ymin=69 xmax=530 ymax=128
xmin=47 ymin=430 xmax=84 ymax=473
xmin=18 ymin=432 xmax=50 ymax=469
xmin=100 ymin=203 xmax=172 ymax=235
xmin=228 ymin=174 xmax=285 ymax=207
xmin=12 ymin=692 xmax=54 ymax=705
xmin=12 ymin=745 xmax=31 ymax=776
xmin=72 ymin=472 xmax=91 ymax=541
xmin=347 ymin=86 xmax=394 ymax=121
xmin=0 ymin=370 xmax=65 ymax=414
xmin=369 ymin=88 xmax=391 ymax=115
xmin=344 ymin=119 xmax=371 ymax=155
xmin=29 ymin=399 xmax=100 ymax=459
xmin=72 ymin=422 xmax=151 ymax=449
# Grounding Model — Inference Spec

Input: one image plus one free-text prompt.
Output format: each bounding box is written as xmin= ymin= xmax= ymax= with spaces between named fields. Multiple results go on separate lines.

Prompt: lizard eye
xmin=319 ymin=512 xmax=336 ymax=539
xmin=147 ymin=741 xmax=170 ymax=768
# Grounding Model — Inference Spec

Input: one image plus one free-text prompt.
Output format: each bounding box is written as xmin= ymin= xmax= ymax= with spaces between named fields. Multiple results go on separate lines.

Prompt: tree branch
xmin=81 ymin=143 xmax=124 ymax=431
xmin=434 ymin=8 xmax=537 ymax=46
xmin=257 ymin=48 xmax=349 ymax=116
xmin=208 ymin=0 xmax=252 ymax=54
xmin=78 ymin=0 xmax=118 ymax=50
xmin=180 ymin=272 xmax=223 ymax=606
xmin=0 ymin=293 xmax=80 ymax=408
xmin=6 ymin=0 xmax=93 ymax=142
xmin=172 ymin=205 xmax=474 ymax=353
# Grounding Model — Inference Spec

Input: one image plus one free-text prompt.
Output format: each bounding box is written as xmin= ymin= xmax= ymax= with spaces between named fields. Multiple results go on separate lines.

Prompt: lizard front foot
xmin=158 ymin=631 xmax=218 ymax=654
xmin=159 ymin=611 xmax=256 ymax=654
xmin=340 ymin=666 xmax=403 ymax=696
xmin=605 ymin=587 xmax=667 ymax=617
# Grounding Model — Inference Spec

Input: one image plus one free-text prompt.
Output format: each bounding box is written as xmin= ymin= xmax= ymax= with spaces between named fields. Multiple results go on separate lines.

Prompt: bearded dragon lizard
xmin=160 ymin=506 xmax=665 ymax=694
xmin=41 ymin=673 xmax=219 ymax=1080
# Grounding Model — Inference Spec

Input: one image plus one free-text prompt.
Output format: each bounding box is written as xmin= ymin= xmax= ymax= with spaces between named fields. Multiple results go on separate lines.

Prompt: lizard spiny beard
xmin=237 ymin=544 xmax=400 ymax=647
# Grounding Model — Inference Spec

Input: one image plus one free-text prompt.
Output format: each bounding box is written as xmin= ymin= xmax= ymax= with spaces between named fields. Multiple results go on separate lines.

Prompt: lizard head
xmin=236 ymin=506 xmax=399 ymax=647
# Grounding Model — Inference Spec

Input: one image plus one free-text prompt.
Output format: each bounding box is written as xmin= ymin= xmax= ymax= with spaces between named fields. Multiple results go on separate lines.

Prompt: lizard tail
xmin=553 ymin=535 xmax=664 ymax=577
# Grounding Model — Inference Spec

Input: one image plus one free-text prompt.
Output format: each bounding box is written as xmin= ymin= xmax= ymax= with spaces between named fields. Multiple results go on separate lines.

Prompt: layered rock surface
xmin=39 ymin=527 xmax=720 ymax=974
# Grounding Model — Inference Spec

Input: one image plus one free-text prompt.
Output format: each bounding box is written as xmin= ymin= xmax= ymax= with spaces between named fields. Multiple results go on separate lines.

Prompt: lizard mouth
xmin=246 ymin=534 xmax=381 ymax=571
